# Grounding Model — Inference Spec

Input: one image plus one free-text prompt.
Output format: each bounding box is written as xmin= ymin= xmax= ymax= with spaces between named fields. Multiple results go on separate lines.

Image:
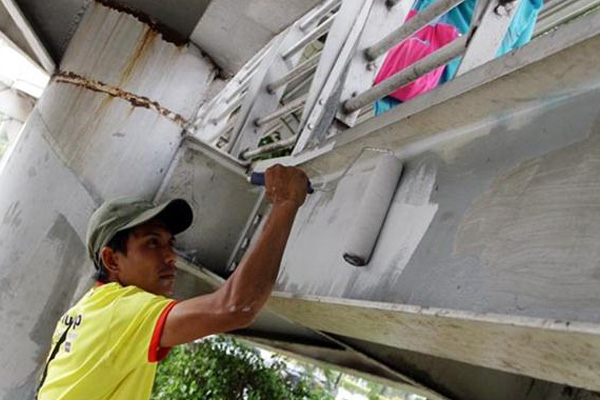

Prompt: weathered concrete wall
xmin=0 ymin=2 xmax=215 ymax=398
xmin=12 ymin=0 xmax=211 ymax=63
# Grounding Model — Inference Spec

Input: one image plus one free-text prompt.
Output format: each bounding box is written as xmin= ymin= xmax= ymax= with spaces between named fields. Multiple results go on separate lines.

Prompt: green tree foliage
xmin=151 ymin=336 xmax=334 ymax=400
xmin=250 ymin=132 xmax=293 ymax=161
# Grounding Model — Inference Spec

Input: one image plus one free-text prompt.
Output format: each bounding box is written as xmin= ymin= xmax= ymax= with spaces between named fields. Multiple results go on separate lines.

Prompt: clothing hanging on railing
xmin=373 ymin=9 xmax=460 ymax=103
xmin=373 ymin=0 xmax=544 ymax=116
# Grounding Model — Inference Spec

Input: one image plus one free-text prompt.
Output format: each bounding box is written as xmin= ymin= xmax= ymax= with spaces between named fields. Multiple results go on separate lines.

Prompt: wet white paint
xmin=277 ymin=159 xmax=438 ymax=299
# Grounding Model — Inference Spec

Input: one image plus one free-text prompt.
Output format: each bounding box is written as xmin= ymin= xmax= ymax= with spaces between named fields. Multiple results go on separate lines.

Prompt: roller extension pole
xmin=343 ymin=154 xmax=403 ymax=266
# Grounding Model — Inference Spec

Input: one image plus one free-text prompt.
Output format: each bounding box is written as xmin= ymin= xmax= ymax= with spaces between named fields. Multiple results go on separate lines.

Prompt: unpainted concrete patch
xmin=454 ymin=116 xmax=600 ymax=315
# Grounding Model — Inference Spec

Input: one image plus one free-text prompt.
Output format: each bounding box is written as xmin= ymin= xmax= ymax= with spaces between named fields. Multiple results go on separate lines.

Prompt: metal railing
xmin=266 ymin=52 xmax=321 ymax=94
xmin=344 ymin=36 xmax=468 ymax=113
xmin=190 ymin=0 xmax=578 ymax=161
xmin=364 ymin=0 xmax=466 ymax=61
xmin=190 ymin=0 xmax=340 ymax=156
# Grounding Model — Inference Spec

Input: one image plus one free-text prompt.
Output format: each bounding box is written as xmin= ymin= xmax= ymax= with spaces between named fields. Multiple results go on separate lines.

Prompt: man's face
xmin=112 ymin=220 xmax=177 ymax=297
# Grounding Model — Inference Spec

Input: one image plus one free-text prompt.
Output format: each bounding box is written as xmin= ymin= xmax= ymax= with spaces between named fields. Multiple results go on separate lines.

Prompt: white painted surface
xmin=276 ymin=157 xmax=438 ymax=298
xmin=35 ymin=82 xmax=183 ymax=201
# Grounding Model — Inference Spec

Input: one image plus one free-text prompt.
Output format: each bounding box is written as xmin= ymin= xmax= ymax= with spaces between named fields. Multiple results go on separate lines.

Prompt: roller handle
xmin=249 ymin=172 xmax=314 ymax=194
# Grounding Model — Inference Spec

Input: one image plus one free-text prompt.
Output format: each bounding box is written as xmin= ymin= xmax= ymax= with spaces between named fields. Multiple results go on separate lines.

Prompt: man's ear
xmin=100 ymin=246 xmax=120 ymax=276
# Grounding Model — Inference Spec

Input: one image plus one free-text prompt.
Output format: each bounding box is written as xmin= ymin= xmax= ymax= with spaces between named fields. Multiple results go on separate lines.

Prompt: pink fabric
xmin=373 ymin=10 xmax=460 ymax=101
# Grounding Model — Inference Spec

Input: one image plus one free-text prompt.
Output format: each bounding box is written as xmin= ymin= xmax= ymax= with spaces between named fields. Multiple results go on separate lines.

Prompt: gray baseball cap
xmin=86 ymin=197 xmax=193 ymax=269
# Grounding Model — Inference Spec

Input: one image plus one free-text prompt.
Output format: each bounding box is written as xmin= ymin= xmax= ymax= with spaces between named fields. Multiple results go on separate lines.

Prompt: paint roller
xmin=249 ymin=150 xmax=403 ymax=267
xmin=342 ymin=153 xmax=403 ymax=266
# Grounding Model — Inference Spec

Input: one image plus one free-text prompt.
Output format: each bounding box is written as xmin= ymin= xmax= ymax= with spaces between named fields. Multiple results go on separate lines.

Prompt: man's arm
xmin=160 ymin=165 xmax=308 ymax=347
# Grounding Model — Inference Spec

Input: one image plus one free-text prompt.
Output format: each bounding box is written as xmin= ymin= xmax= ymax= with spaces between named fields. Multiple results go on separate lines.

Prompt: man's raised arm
xmin=160 ymin=165 xmax=308 ymax=347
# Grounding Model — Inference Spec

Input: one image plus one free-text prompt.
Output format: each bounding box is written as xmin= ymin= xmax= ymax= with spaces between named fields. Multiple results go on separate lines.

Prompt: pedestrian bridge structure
xmin=1 ymin=0 xmax=600 ymax=399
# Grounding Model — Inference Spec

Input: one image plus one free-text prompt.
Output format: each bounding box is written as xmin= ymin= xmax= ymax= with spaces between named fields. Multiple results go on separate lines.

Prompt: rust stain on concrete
xmin=95 ymin=0 xmax=188 ymax=47
xmin=120 ymin=28 xmax=158 ymax=84
xmin=54 ymin=71 xmax=187 ymax=127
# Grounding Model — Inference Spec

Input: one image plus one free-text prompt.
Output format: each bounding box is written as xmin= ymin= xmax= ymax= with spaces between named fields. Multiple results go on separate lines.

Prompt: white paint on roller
xmin=343 ymin=154 xmax=404 ymax=266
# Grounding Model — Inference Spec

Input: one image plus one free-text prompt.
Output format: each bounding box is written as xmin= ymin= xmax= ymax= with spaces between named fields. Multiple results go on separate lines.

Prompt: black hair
xmin=94 ymin=228 xmax=132 ymax=283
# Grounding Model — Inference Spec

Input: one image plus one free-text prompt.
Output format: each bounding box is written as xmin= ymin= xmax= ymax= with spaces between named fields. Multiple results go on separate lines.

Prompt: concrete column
xmin=0 ymin=2 xmax=216 ymax=398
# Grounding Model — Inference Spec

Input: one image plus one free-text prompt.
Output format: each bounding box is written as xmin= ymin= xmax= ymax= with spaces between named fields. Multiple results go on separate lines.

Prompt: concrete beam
xmin=0 ymin=0 xmax=54 ymax=73
xmin=173 ymin=257 xmax=339 ymax=351
xmin=190 ymin=0 xmax=322 ymax=76
xmin=0 ymin=2 xmax=36 ymax=65
xmin=267 ymin=293 xmax=600 ymax=391
xmin=535 ymin=0 xmax=600 ymax=35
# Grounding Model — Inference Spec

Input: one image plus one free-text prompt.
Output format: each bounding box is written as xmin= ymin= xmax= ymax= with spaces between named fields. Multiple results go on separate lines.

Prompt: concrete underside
xmin=168 ymin=10 xmax=600 ymax=399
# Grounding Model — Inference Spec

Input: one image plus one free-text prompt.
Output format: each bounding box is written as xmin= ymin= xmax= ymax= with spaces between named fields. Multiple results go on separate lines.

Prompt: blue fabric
xmin=414 ymin=0 xmax=544 ymax=82
xmin=374 ymin=97 xmax=403 ymax=116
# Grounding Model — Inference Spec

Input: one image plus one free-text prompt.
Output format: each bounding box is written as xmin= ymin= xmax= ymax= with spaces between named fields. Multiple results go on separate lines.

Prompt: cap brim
xmin=121 ymin=198 xmax=193 ymax=235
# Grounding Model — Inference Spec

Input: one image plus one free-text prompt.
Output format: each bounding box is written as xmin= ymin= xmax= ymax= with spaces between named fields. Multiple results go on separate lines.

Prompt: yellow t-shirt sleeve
xmin=105 ymin=288 xmax=176 ymax=372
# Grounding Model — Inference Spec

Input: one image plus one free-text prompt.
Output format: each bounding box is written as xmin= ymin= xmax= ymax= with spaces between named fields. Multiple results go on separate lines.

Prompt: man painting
xmin=37 ymin=165 xmax=309 ymax=400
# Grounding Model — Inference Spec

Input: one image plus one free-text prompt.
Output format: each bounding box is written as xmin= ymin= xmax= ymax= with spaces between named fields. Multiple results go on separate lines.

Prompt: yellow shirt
xmin=38 ymin=282 xmax=177 ymax=400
